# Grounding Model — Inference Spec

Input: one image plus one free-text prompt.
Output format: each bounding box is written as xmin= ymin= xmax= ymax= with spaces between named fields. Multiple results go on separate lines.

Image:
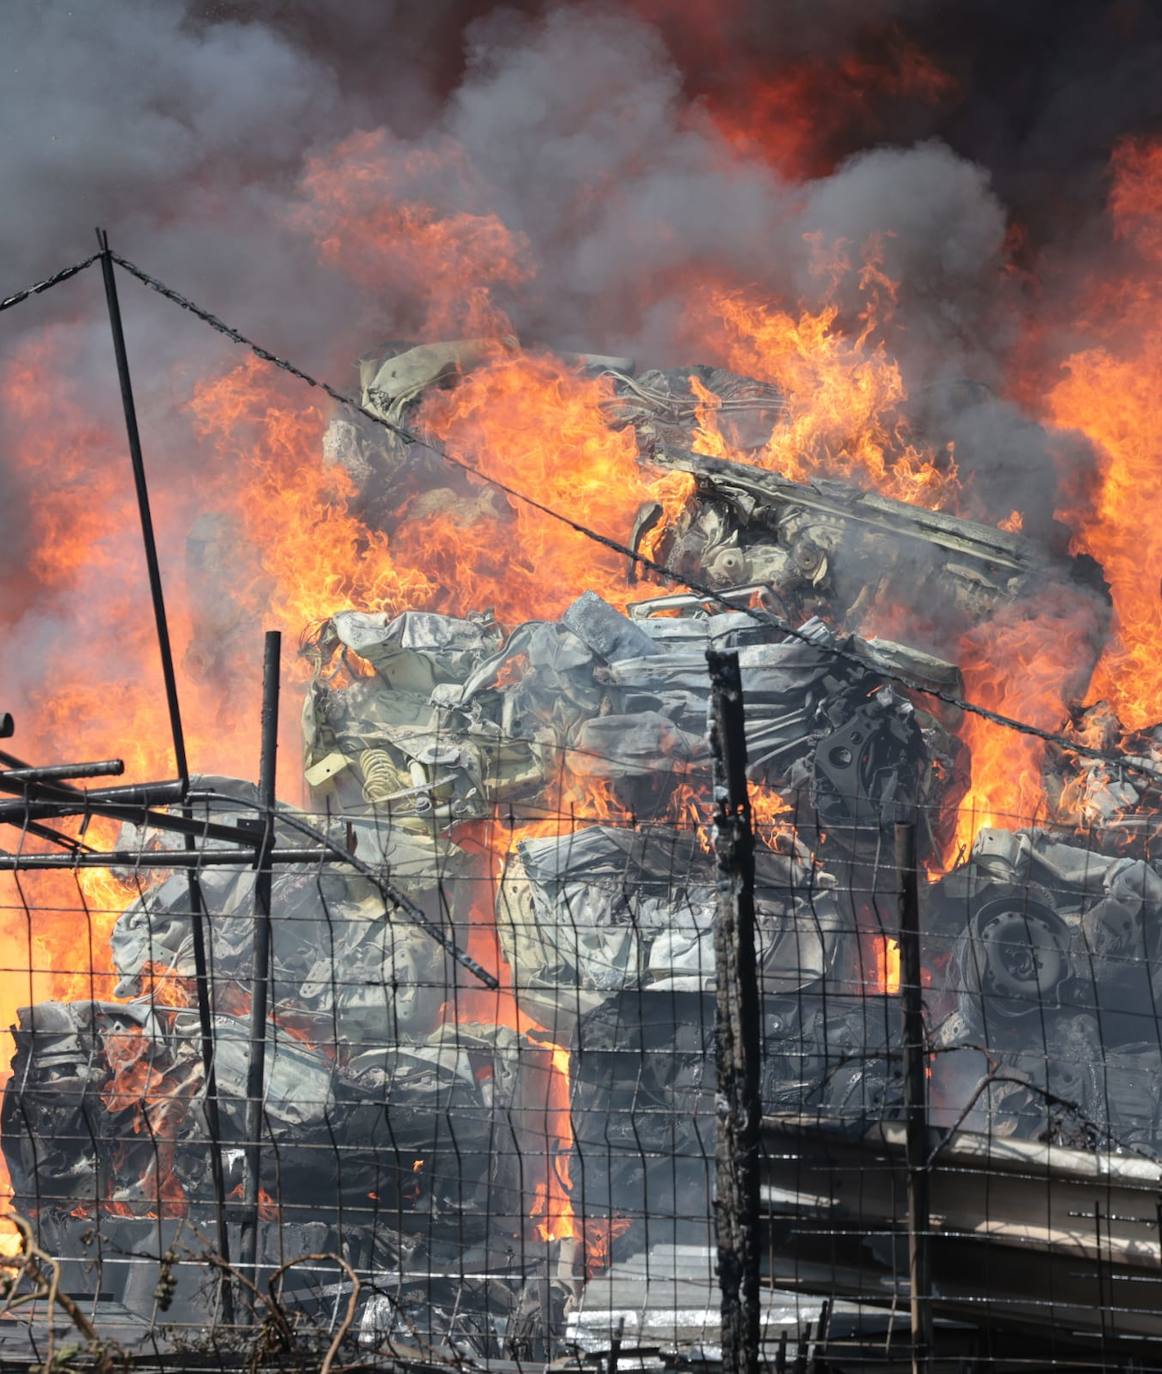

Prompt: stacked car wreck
xmin=5 ymin=339 xmax=1161 ymax=1361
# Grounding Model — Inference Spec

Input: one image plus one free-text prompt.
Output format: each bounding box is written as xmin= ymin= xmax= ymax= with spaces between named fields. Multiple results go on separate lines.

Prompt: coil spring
xmin=359 ymin=748 xmax=397 ymax=803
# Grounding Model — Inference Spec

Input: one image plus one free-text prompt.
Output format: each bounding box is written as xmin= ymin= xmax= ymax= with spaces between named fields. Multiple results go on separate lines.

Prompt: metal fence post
xmin=895 ymin=821 xmax=932 ymax=1374
xmin=238 ymin=630 xmax=282 ymax=1298
xmin=97 ymin=231 xmax=233 ymax=1317
xmin=708 ymin=649 xmax=761 ymax=1374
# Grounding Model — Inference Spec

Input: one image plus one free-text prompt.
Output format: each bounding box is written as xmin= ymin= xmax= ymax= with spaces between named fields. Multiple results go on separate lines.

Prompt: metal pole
xmin=0 ymin=847 xmax=329 ymax=871
xmin=895 ymin=822 xmax=932 ymax=1374
xmin=96 ymin=231 xmax=233 ymax=1315
xmin=238 ymin=631 xmax=281 ymax=1298
xmin=707 ymin=649 xmax=761 ymax=1374
xmin=0 ymin=761 xmax=180 ymax=804
xmin=0 ymin=759 xmax=125 ymax=788
xmin=96 ymin=230 xmax=189 ymax=788
xmin=0 ymin=794 xmax=257 ymax=843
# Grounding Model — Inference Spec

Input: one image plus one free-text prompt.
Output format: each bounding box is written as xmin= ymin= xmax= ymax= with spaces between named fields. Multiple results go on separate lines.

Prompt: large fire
xmin=2 ymin=61 xmax=1161 ymax=1265
xmin=932 ymin=133 xmax=1162 ymax=854
xmin=1045 ymin=139 xmax=1162 ymax=732
xmin=950 ymin=586 xmax=1106 ymax=856
xmin=688 ymin=273 xmax=962 ymax=512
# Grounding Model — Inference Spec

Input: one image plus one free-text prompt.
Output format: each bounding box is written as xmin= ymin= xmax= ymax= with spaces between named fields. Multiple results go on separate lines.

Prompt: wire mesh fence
xmin=5 ymin=247 xmax=1162 ymax=1371
xmin=5 ymin=733 xmax=1162 ymax=1370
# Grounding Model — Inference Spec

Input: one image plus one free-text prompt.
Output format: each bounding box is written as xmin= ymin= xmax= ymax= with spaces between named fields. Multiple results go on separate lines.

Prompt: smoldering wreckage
xmin=6 ymin=340 xmax=1162 ymax=1365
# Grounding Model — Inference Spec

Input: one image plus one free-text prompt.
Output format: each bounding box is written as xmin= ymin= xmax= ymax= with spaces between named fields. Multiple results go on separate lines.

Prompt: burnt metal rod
xmin=0 ymin=797 xmax=257 ymax=846
xmin=98 ymin=231 xmax=234 ymax=1310
xmin=0 ymin=747 xmax=88 ymax=792
xmin=606 ymin=1314 xmax=625 ymax=1374
xmin=96 ymin=229 xmax=189 ymax=788
xmin=187 ymin=788 xmax=501 ymax=992
xmin=15 ymin=821 xmax=97 ymax=855
xmin=0 ymin=777 xmax=182 ymax=808
xmin=0 ymin=847 xmax=330 ymax=870
xmin=896 ymin=821 xmax=933 ymax=1374
xmin=0 ymin=751 xmax=142 ymax=850
xmin=0 ymin=759 xmax=125 ymax=788
xmin=238 ymin=631 xmax=281 ymax=1300
xmin=707 ymin=648 xmax=761 ymax=1374
xmin=185 ymin=856 xmax=233 ymax=1320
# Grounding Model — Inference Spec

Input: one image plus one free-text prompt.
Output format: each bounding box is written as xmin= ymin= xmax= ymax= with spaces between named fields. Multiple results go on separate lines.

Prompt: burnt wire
xmin=107 ymin=250 xmax=1159 ymax=788
xmin=184 ymin=788 xmax=499 ymax=991
xmin=0 ymin=254 xmax=100 ymax=315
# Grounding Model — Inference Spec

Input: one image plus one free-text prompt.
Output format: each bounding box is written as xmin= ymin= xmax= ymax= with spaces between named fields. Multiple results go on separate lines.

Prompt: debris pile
xmin=5 ymin=340 xmax=1157 ymax=1361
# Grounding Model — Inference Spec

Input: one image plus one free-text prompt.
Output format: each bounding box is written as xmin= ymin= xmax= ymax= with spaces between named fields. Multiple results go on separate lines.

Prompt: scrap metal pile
xmin=5 ymin=341 xmax=1159 ymax=1359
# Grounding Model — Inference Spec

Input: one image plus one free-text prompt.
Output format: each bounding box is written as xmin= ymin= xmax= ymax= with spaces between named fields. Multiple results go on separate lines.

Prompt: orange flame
xmin=688 ymin=282 xmax=960 ymax=511
xmin=99 ymin=1023 xmax=194 ymax=1218
xmin=447 ymin=821 xmax=577 ymax=1243
xmin=138 ymin=963 xmax=194 ymax=1008
xmin=1045 ymin=138 xmax=1162 ymax=732
xmin=580 ymin=1213 xmax=633 ymax=1277
xmin=188 ymin=357 xmax=437 ymax=632
xmin=296 ymin=129 xmax=533 ymax=339
xmin=188 ymin=350 xmax=691 ymax=637
xmin=528 ymin=1041 xmax=576 ymax=1244
xmin=872 ymin=935 xmax=901 ymax=996
xmin=411 ymin=354 xmax=693 ymax=623
xmin=749 ymin=783 xmax=795 ymax=846
xmin=228 ymin=1182 xmax=279 ymax=1222
xmin=951 ymin=588 xmax=1103 ymax=856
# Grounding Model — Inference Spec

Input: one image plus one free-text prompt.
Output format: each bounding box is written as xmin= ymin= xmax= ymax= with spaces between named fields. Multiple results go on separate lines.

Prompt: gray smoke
xmin=0 ymin=0 xmax=1074 ymax=475
xmin=0 ymin=0 xmax=1104 ymax=746
xmin=399 ymin=10 xmax=1070 ymax=519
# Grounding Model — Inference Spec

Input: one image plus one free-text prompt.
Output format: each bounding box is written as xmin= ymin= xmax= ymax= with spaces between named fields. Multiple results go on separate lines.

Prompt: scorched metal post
xmin=238 ymin=630 xmax=281 ymax=1300
xmin=707 ymin=648 xmax=761 ymax=1374
xmin=896 ymin=820 xmax=933 ymax=1374
xmin=96 ymin=230 xmax=233 ymax=1317
xmin=95 ymin=230 xmax=188 ymax=788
